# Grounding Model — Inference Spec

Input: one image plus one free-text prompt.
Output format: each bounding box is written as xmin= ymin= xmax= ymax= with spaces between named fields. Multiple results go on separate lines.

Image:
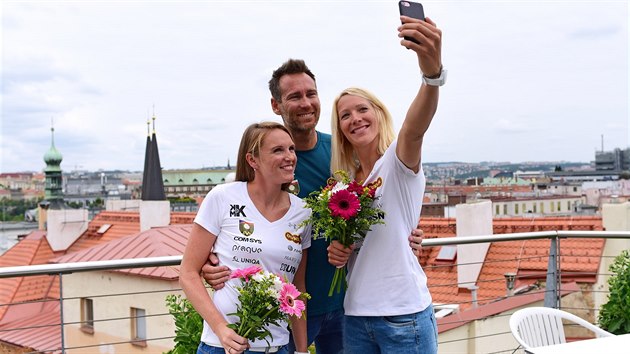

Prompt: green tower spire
xmin=43 ymin=122 xmax=64 ymax=206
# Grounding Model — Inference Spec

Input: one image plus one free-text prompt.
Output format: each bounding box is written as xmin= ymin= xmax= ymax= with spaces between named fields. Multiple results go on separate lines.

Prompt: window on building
xmin=436 ymin=246 xmax=457 ymax=262
xmin=533 ymin=203 xmax=537 ymax=213
xmin=515 ymin=203 xmax=519 ymax=214
xmin=503 ymin=204 xmax=507 ymax=215
xmin=567 ymin=201 xmax=571 ymax=210
xmin=573 ymin=187 xmax=577 ymax=192
xmin=81 ymin=298 xmax=94 ymax=333
xmin=495 ymin=205 xmax=500 ymax=215
xmin=540 ymin=202 xmax=544 ymax=213
xmin=131 ymin=307 xmax=147 ymax=346
xmin=557 ymin=201 xmax=561 ymax=212
xmin=96 ymin=224 xmax=111 ymax=234
xmin=522 ymin=203 xmax=526 ymax=213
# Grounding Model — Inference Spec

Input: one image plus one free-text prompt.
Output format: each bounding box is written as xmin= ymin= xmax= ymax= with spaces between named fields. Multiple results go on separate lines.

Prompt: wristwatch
xmin=422 ymin=68 xmax=447 ymax=87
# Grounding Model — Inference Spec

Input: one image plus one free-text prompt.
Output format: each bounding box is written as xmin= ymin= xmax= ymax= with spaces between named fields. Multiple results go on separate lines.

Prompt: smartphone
xmin=398 ymin=1 xmax=425 ymax=44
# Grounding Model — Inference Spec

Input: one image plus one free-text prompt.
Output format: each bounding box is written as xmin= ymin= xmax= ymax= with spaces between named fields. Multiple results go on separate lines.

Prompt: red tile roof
xmin=171 ymin=211 xmax=195 ymax=224
xmin=437 ymin=282 xmax=581 ymax=333
xmin=0 ymin=301 xmax=60 ymax=353
xmin=419 ymin=216 xmax=604 ymax=311
xmin=65 ymin=211 xmax=141 ymax=253
xmin=0 ymin=210 xmax=605 ymax=351
xmin=0 ymin=231 xmax=60 ymax=321
xmin=0 ymin=210 xmax=194 ymax=322
xmin=52 ymin=224 xmax=192 ymax=280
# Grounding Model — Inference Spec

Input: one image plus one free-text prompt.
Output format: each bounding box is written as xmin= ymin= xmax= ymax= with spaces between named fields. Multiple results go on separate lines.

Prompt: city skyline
xmin=2 ymin=1 xmax=628 ymax=173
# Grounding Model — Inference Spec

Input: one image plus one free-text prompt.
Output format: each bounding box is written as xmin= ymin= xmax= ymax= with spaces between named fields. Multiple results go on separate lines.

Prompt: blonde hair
xmin=330 ymin=87 xmax=395 ymax=176
xmin=235 ymin=122 xmax=293 ymax=188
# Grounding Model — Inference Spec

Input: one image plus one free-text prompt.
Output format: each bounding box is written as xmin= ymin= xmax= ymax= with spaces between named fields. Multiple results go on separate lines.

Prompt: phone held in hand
xmin=399 ymin=1 xmax=425 ymax=20
xmin=398 ymin=1 xmax=425 ymax=44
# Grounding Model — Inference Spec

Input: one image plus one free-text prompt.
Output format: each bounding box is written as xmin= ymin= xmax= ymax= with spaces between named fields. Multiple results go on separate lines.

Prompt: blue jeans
xmin=197 ymin=342 xmax=289 ymax=354
xmin=287 ymin=309 xmax=344 ymax=354
xmin=343 ymin=305 xmax=438 ymax=354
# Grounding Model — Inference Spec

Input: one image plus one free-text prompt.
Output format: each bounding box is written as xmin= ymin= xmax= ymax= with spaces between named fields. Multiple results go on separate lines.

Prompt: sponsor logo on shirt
xmin=284 ymin=232 xmax=301 ymax=244
xmin=287 ymin=245 xmax=303 ymax=254
xmin=239 ymin=220 xmax=254 ymax=236
xmin=280 ymin=262 xmax=296 ymax=275
xmin=287 ymin=180 xmax=300 ymax=195
xmin=230 ymin=204 xmax=246 ymax=217
xmin=365 ymin=176 xmax=383 ymax=191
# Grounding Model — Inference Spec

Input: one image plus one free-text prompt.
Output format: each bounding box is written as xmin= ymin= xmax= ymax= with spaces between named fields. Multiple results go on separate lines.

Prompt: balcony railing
xmin=1 ymin=230 xmax=629 ymax=354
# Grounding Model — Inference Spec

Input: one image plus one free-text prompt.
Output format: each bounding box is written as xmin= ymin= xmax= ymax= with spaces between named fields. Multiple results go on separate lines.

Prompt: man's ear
xmin=271 ymin=98 xmax=281 ymax=115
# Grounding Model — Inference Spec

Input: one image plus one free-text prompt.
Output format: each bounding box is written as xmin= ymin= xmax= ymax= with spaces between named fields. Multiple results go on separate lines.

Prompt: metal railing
xmin=1 ymin=230 xmax=629 ymax=353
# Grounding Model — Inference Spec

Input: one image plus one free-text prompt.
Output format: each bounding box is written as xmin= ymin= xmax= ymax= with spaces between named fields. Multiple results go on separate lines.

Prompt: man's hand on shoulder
xmin=409 ymin=225 xmax=424 ymax=259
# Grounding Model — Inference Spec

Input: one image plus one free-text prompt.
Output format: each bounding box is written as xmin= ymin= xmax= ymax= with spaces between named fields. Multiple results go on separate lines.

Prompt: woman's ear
xmin=246 ymin=152 xmax=258 ymax=171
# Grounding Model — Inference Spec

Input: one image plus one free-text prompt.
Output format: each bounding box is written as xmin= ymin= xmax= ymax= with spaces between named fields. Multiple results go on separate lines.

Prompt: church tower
xmin=39 ymin=123 xmax=88 ymax=250
xmin=43 ymin=124 xmax=64 ymax=208
xmin=141 ymin=115 xmax=166 ymax=201
xmin=139 ymin=114 xmax=169 ymax=231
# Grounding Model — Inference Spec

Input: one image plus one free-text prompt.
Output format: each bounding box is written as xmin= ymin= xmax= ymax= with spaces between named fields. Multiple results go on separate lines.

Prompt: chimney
xmin=106 ymin=199 xmax=141 ymax=211
xmin=456 ymin=199 xmax=492 ymax=290
xmin=38 ymin=201 xmax=50 ymax=231
xmin=468 ymin=284 xmax=479 ymax=308
xmin=140 ymin=200 xmax=170 ymax=231
xmin=46 ymin=208 xmax=89 ymax=251
xmin=505 ymin=272 xmax=516 ymax=297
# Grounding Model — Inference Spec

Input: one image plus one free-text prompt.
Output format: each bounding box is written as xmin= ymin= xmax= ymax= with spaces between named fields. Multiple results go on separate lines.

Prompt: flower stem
xmin=241 ymin=306 xmax=278 ymax=339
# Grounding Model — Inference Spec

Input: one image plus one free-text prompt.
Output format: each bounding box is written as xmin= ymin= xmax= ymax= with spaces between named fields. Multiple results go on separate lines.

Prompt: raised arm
xmin=396 ymin=16 xmax=443 ymax=172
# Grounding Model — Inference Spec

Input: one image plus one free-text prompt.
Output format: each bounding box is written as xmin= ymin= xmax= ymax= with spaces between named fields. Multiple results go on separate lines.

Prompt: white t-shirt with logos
xmin=344 ymin=140 xmax=432 ymax=316
xmin=194 ymin=182 xmax=312 ymax=347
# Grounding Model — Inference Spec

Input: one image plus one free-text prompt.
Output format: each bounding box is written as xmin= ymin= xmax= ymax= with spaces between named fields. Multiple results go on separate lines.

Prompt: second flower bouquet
xmin=301 ymin=170 xmax=385 ymax=296
xmin=227 ymin=265 xmax=310 ymax=345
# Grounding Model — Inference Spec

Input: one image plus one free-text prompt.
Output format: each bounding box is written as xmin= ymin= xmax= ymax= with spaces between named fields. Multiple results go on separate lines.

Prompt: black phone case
xmin=398 ymin=1 xmax=425 ymax=44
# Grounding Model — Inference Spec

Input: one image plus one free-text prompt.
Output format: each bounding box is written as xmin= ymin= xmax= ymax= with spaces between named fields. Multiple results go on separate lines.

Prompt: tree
xmin=598 ymin=250 xmax=630 ymax=334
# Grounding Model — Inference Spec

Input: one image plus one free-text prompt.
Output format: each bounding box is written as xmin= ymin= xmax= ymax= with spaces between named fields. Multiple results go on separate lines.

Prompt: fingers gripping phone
xmin=398 ymin=1 xmax=425 ymax=44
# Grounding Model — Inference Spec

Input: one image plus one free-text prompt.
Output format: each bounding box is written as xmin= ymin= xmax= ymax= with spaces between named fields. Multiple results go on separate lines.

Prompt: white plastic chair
xmin=509 ymin=307 xmax=614 ymax=350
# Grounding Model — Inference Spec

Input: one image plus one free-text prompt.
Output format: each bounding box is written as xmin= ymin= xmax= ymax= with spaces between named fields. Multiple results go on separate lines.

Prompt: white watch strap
xmin=423 ymin=69 xmax=447 ymax=87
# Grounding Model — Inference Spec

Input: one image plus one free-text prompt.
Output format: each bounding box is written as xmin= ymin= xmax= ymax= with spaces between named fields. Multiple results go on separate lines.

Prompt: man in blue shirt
xmin=202 ymin=59 xmax=426 ymax=353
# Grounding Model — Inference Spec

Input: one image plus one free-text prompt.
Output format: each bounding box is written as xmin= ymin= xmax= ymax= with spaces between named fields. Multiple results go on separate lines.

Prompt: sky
xmin=1 ymin=0 xmax=628 ymax=173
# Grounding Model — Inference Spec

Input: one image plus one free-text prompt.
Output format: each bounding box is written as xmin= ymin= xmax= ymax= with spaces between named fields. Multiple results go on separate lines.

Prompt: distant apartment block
xmin=161 ymin=169 xmax=234 ymax=198
xmin=490 ymin=195 xmax=584 ymax=217
xmin=595 ymin=147 xmax=630 ymax=171
xmin=0 ymin=173 xmax=45 ymax=200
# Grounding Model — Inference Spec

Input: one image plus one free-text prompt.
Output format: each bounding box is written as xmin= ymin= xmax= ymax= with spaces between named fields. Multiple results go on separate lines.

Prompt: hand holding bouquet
xmin=301 ymin=170 xmax=385 ymax=295
xmin=227 ymin=265 xmax=310 ymax=346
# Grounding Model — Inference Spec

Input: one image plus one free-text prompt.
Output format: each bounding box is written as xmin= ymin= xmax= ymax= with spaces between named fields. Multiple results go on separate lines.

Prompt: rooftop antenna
xmin=146 ymin=109 xmax=151 ymax=137
xmin=50 ymin=117 xmax=55 ymax=146
xmin=152 ymin=104 xmax=156 ymax=134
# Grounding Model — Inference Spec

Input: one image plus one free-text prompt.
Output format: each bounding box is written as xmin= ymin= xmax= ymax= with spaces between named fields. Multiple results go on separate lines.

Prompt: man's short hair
xmin=268 ymin=59 xmax=316 ymax=101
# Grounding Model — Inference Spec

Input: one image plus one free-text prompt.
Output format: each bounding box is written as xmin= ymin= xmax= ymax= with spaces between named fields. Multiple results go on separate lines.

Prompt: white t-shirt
xmin=194 ymin=182 xmax=312 ymax=347
xmin=344 ymin=140 xmax=432 ymax=316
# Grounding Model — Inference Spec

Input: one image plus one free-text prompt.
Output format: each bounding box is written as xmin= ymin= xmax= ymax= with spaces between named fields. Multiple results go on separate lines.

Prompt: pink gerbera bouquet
xmin=301 ymin=170 xmax=385 ymax=295
xmin=227 ymin=265 xmax=310 ymax=345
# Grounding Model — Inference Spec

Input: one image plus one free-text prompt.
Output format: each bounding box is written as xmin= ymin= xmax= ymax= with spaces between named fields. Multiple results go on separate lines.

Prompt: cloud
xmin=494 ymin=118 xmax=535 ymax=135
xmin=1 ymin=1 xmax=628 ymax=172
xmin=568 ymin=25 xmax=622 ymax=40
